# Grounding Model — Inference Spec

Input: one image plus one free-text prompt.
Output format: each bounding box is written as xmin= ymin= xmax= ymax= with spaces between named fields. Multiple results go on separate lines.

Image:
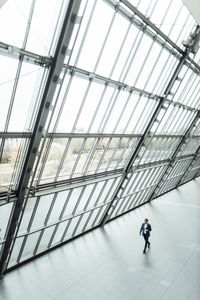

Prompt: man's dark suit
xmin=140 ymin=223 xmax=152 ymax=252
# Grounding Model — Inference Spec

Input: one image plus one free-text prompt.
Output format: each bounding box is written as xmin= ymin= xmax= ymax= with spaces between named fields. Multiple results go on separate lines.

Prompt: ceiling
xmin=183 ymin=0 xmax=200 ymax=25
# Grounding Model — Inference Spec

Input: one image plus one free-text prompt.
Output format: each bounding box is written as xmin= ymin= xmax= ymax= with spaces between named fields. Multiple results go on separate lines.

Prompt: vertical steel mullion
xmin=138 ymin=188 xmax=150 ymax=206
xmin=94 ymin=181 xmax=108 ymax=207
xmin=119 ymin=171 xmax=133 ymax=196
xmin=112 ymin=92 xmax=132 ymax=133
xmin=138 ymin=187 xmax=152 ymax=206
xmin=127 ymin=192 xmax=138 ymax=211
xmin=0 ymin=0 xmax=36 ymax=161
xmin=183 ymin=74 xmax=198 ymax=105
xmin=33 ymin=193 xmax=58 ymax=255
xmin=95 ymin=138 xmax=112 ymax=172
xmin=113 ymin=137 xmax=132 ymax=169
xmin=74 ymin=0 xmax=97 ymax=66
xmin=17 ymin=196 xmax=41 ymax=262
xmin=48 ymin=0 xmax=66 ymax=55
xmin=139 ymin=169 xmax=151 ymax=190
xmin=156 ymin=50 xmax=178 ymax=95
xmin=178 ymin=69 xmax=194 ymax=101
xmin=48 ymin=190 xmax=72 ymax=248
xmin=33 ymin=230 xmax=44 ymax=256
xmin=133 ymin=39 xmax=155 ymax=87
xmin=176 ymin=110 xmax=192 ymax=134
xmin=53 ymin=73 xmax=74 ymax=133
xmin=135 ymin=189 xmax=146 ymax=207
xmin=105 ymin=137 xmax=122 ymax=171
xmin=60 ymin=218 xmax=72 ymax=242
xmin=123 ymin=95 xmax=141 ymax=133
xmin=72 ymin=214 xmax=84 ymax=237
xmin=93 ymin=9 xmax=117 ymax=72
xmin=69 ymin=138 xmax=86 ymax=178
xmin=116 ymin=138 xmax=138 ymax=169
xmin=82 ymin=210 xmax=93 ymax=231
xmin=35 ymin=138 xmax=52 ymax=186
xmin=160 ymin=137 xmax=169 ymax=160
xmin=135 ymin=171 xmax=145 ymax=191
xmin=82 ymin=137 xmax=100 ymax=175
xmin=152 ymin=166 xmax=162 ymax=184
xmin=134 ymin=170 xmax=145 ymax=191
xmin=33 ymin=71 xmax=74 ymax=186
xmin=190 ymin=83 xmax=200 ymax=107
xmin=149 ymin=167 xmax=160 ymax=186
xmin=142 ymin=137 xmax=153 ymax=163
xmin=173 ymin=109 xmax=188 ymax=134
xmin=115 ymin=196 xmax=126 ymax=216
xmin=157 ymin=137 xmax=167 ymax=160
xmin=54 ymin=138 xmax=71 ymax=181
xmin=102 ymin=177 xmax=118 ymax=204
xmin=71 ymin=80 xmax=92 ymax=132
xmin=32 ymin=193 xmax=58 ymax=253
xmin=120 ymin=30 xmax=144 ymax=83
xmin=91 ymin=206 xmax=104 ymax=227
xmin=124 ymin=173 xmax=136 ymax=196
xmin=83 ymin=183 xmax=98 ymax=211
xmin=145 ymin=137 xmax=157 ymax=163
xmin=160 ymin=105 xmax=176 ymax=133
xmin=148 ymin=167 xmax=159 ymax=186
xmin=137 ymin=98 xmax=153 ymax=133
xmin=109 ymin=20 xmax=132 ymax=77
xmin=101 ymin=88 xmax=121 ymax=133
xmin=114 ymin=196 xmax=125 ymax=216
xmin=72 ymin=186 xmax=86 ymax=215
xmin=97 ymin=87 xmax=117 ymax=132
xmin=87 ymin=84 xmax=108 ymax=132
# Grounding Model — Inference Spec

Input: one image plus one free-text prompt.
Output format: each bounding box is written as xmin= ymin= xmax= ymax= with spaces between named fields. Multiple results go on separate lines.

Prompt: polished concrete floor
xmin=0 ymin=178 xmax=200 ymax=300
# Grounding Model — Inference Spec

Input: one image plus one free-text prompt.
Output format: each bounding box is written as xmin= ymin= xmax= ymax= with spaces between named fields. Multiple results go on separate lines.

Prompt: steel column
xmin=0 ymin=0 xmax=82 ymax=277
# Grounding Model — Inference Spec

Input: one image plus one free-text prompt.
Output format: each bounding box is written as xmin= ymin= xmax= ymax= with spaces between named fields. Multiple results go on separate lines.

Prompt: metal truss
xmin=0 ymin=0 xmax=82 ymax=277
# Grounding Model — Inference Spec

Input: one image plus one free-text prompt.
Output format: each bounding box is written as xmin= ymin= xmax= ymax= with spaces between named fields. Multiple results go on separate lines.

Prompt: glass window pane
xmin=26 ymin=0 xmax=66 ymax=55
xmin=36 ymin=226 xmax=55 ymax=254
xmin=0 ymin=202 xmax=13 ymax=239
xmin=40 ymin=138 xmax=68 ymax=184
xmin=0 ymin=138 xmax=26 ymax=191
xmin=20 ymin=231 xmax=40 ymax=261
xmin=76 ymin=0 xmax=114 ymax=71
xmin=8 ymin=62 xmax=44 ymax=132
xmin=0 ymin=0 xmax=31 ymax=47
xmin=31 ymin=194 xmax=55 ymax=229
xmin=0 ymin=56 xmax=18 ymax=131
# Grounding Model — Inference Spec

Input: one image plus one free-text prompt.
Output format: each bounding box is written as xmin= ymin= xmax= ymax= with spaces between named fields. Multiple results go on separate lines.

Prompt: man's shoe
xmin=143 ymin=250 xmax=146 ymax=254
xmin=148 ymin=243 xmax=150 ymax=248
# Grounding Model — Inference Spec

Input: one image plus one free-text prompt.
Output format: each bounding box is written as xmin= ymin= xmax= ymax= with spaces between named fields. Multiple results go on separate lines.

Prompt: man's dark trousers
xmin=143 ymin=233 xmax=150 ymax=252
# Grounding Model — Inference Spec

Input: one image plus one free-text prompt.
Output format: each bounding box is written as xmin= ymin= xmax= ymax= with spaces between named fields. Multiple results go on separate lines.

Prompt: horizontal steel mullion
xmin=69 ymin=138 xmax=87 ymax=179
xmin=0 ymin=42 xmax=52 ymax=66
xmin=66 ymin=65 xmax=199 ymax=113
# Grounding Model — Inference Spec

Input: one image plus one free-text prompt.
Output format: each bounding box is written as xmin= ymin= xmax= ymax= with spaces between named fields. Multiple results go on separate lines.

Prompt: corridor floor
xmin=0 ymin=178 xmax=200 ymax=300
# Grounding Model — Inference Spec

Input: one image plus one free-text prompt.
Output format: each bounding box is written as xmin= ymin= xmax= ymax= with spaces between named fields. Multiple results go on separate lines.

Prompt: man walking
xmin=140 ymin=218 xmax=152 ymax=254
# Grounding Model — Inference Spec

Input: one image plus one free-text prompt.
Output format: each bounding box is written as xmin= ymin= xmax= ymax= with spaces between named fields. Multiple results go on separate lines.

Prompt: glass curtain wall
xmin=0 ymin=0 xmax=199 ymax=271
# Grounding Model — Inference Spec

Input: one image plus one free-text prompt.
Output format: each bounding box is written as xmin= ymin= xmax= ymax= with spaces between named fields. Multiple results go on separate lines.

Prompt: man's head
xmin=144 ymin=218 xmax=148 ymax=223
